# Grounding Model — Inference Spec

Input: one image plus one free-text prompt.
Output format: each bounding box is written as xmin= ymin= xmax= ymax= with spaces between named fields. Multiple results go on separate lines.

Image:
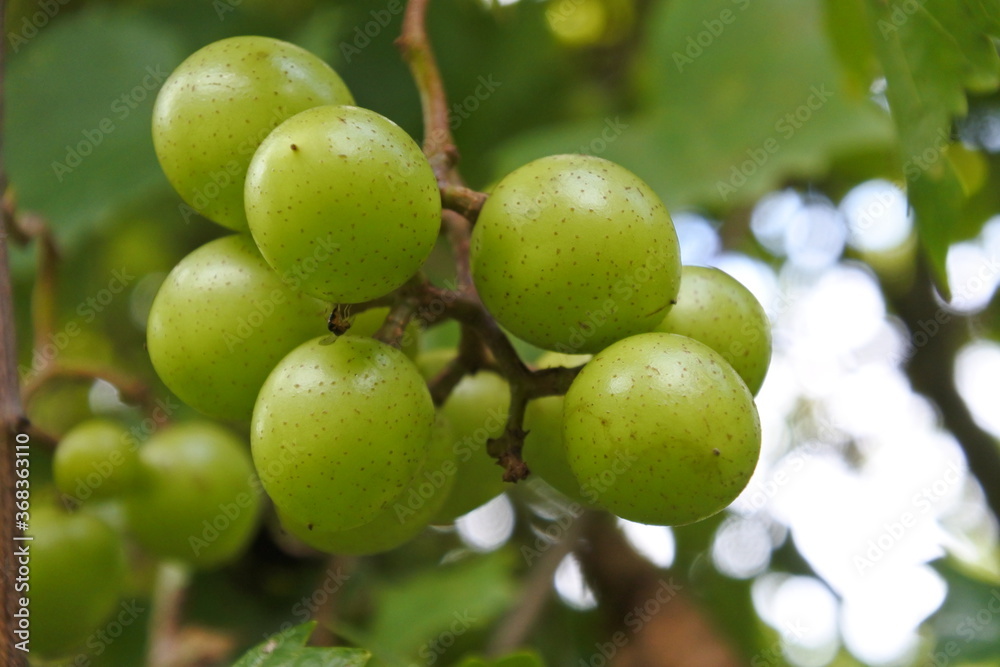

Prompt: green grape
xmin=245 ymin=105 xmax=441 ymax=303
xmin=277 ymin=415 xmax=456 ymax=554
xmin=523 ymin=352 xmax=591 ymax=504
xmin=470 ymin=154 xmax=681 ymax=354
xmin=563 ymin=332 xmax=760 ymax=526
xmin=345 ymin=306 xmax=421 ymax=359
xmin=655 ymin=265 xmax=771 ymax=394
xmin=253 ymin=336 xmax=435 ymax=532
xmin=126 ymin=421 xmax=261 ymax=568
xmin=53 ymin=418 xmax=140 ymax=502
xmin=152 ymin=36 xmax=354 ymax=230
xmin=147 ymin=234 xmax=326 ymax=421
xmin=416 ymin=350 xmax=511 ymax=522
xmin=27 ymin=506 xmax=127 ymax=657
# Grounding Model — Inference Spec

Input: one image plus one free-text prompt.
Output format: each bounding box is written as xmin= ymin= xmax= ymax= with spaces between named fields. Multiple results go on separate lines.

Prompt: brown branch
xmin=0 ymin=0 xmax=29 ymax=658
xmin=884 ymin=259 xmax=1000 ymax=523
xmin=395 ymin=0 xmax=461 ymax=187
xmin=22 ymin=363 xmax=158 ymax=418
xmin=576 ymin=512 xmax=742 ymax=667
xmin=486 ymin=512 xmax=585 ymax=656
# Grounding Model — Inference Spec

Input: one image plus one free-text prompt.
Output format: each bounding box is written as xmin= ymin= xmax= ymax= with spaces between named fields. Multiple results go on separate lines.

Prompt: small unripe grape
xmin=253 ymin=336 xmax=435 ymax=532
xmin=245 ymin=105 xmax=441 ymax=303
xmin=147 ymin=234 xmax=326 ymax=421
xmin=523 ymin=352 xmax=591 ymax=504
xmin=53 ymin=418 xmax=140 ymax=501
xmin=416 ymin=350 xmax=511 ymax=522
xmin=28 ymin=506 xmax=127 ymax=657
xmin=278 ymin=415 xmax=456 ymax=554
xmin=655 ymin=266 xmax=771 ymax=394
xmin=153 ymin=36 xmax=354 ymax=230
xmin=470 ymin=154 xmax=681 ymax=354
xmin=126 ymin=421 xmax=261 ymax=568
xmin=563 ymin=333 xmax=760 ymax=526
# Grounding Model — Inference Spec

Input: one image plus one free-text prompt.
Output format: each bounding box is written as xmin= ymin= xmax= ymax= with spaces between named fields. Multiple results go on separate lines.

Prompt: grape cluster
xmin=34 ymin=419 xmax=259 ymax=656
xmin=140 ymin=36 xmax=773 ymax=563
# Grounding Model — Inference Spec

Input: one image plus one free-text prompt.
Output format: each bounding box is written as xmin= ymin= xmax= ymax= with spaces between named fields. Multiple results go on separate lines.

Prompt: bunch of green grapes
xmin=145 ymin=36 xmax=773 ymax=559
xmin=34 ymin=418 xmax=261 ymax=658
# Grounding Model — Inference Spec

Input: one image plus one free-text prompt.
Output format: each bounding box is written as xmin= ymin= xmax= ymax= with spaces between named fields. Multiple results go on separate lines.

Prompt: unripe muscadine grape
xmin=152 ymin=36 xmax=354 ymax=230
xmin=523 ymin=352 xmax=591 ymax=504
xmin=126 ymin=421 xmax=261 ymax=568
xmin=147 ymin=234 xmax=326 ymax=421
xmin=655 ymin=266 xmax=771 ymax=394
xmin=277 ymin=415 xmax=456 ymax=554
xmin=563 ymin=333 xmax=760 ymax=526
xmin=28 ymin=506 xmax=127 ymax=657
xmin=470 ymin=154 xmax=681 ymax=354
xmin=253 ymin=336 xmax=435 ymax=532
xmin=245 ymin=105 xmax=441 ymax=303
xmin=54 ymin=418 xmax=140 ymax=501
xmin=416 ymin=350 xmax=511 ymax=522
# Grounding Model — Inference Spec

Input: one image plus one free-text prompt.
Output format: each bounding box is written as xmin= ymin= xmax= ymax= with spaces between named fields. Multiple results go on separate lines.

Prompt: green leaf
xmin=5 ymin=7 xmax=186 ymax=251
xmin=367 ymin=552 xmax=518 ymax=660
xmin=493 ymin=0 xmax=894 ymax=213
xmin=863 ymin=0 xmax=1000 ymax=299
xmin=927 ymin=558 xmax=1000 ymax=663
xmin=454 ymin=650 xmax=547 ymax=667
xmin=234 ymin=621 xmax=372 ymax=667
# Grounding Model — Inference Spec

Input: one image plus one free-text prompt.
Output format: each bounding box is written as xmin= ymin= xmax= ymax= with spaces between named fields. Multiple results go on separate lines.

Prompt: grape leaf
xmin=5 ymin=7 xmax=185 ymax=251
xmin=367 ymin=552 xmax=517 ymax=659
xmin=455 ymin=650 xmax=547 ymax=667
xmin=491 ymin=0 xmax=894 ymax=213
xmin=863 ymin=0 xmax=1000 ymax=299
xmin=234 ymin=621 xmax=371 ymax=667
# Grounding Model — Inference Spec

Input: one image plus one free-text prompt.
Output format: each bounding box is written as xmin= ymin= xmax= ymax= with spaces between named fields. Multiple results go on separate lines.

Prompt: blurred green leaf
xmin=863 ymin=0 xmax=1000 ymax=299
xmin=455 ymin=650 xmax=547 ymax=667
xmin=494 ymin=0 xmax=894 ymax=213
xmin=368 ymin=552 xmax=517 ymax=660
xmin=6 ymin=7 xmax=186 ymax=251
xmin=234 ymin=621 xmax=371 ymax=667
xmin=927 ymin=558 xmax=1000 ymax=663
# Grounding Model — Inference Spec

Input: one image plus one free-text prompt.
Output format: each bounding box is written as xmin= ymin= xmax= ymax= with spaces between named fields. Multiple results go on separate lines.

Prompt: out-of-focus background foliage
xmin=9 ymin=0 xmax=1000 ymax=665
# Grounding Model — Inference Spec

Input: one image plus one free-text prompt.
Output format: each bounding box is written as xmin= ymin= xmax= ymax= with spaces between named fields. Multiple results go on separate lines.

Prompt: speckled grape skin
xmin=28 ymin=507 xmax=127 ymax=657
xmin=655 ymin=266 xmax=771 ymax=395
xmin=276 ymin=415 xmax=456 ymax=554
xmin=152 ymin=36 xmax=354 ymax=230
xmin=147 ymin=234 xmax=326 ymax=421
xmin=470 ymin=155 xmax=681 ymax=354
xmin=252 ymin=336 xmax=435 ymax=532
xmin=53 ymin=419 xmax=141 ymax=500
xmin=245 ymin=105 xmax=441 ymax=303
xmin=416 ymin=350 xmax=512 ymax=522
xmin=126 ymin=422 xmax=261 ymax=568
xmin=523 ymin=352 xmax=592 ymax=504
xmin=563 ymin=333 xmax=761 ymax=526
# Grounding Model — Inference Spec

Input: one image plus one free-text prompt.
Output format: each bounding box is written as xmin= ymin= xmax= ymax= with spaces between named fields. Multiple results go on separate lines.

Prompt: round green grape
xmin=523 ymin=352 xmax=591 ymax=505
xmin=470 ymin=154 xmax=681 ymax=354
xmin=277 ymin=415 xmax=456 ymax=554
xmin=126 ymin=421 xmax=261 ymax=568
xmin=655 ymin=266 xmax=771 ymax=394
xmin=147 ymin=234 xmax=326 ymax=421
xmin=253 ymin=336 xmax=435 ymax=532
xmin=53 ymin=419 xmax=140 ymax=502
xmin=28 ymin=506 xmax=127 ymax=657
xmin=152 ymin=36 xmax=354 ymax=230
xmin=245 ymin=105 xmax=441 ymax=302
xmin=563 ymin=332 xmax=760 ymax=526
xmin=416 ymin=350 xmax=511 ymax=522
